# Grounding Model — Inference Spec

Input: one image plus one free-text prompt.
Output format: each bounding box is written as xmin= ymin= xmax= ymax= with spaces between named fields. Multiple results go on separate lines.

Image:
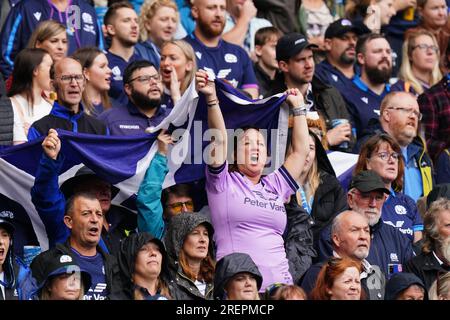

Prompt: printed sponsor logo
xmin=395 ymin=205 xmax=407 ymax=215
xmin=224 ymin=53 xmax=237 ymax=63
xmin=82 ymin=13 xmax=93 ymax=24
xmin=60 ymin=255 xmax=73 ymax=263
xmin=390 ymin=253 xmax=399 ymax=262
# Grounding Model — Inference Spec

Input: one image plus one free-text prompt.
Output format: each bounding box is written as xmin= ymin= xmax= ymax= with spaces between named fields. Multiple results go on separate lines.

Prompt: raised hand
xmin=195 ymin=69 xmax=217 ymax=100
xmin=169 ymin=66 xmax=181 ymax=103
xmin=285 ymin=88 xmax=305 ymax=109
xmin=157 ymin=129 xmax=173 ymax=156
xmin=42 ymin=129 xmax=61 ymax=160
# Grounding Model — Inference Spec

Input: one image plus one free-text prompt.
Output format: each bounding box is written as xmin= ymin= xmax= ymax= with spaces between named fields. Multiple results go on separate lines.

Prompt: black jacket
xmin=404 ymin=251 xmax=450 ymax=290
xmin=164 ymin=213 xmax=215 ymax=300
xmin=30 ymin=241 xmax=126 ymax=300
xmin=118 ymin=232 xmax=172 ymax=300
xmin=284 ymin=132 xmax=348 ymax=280
xmin=0 ymin=73 xmax=13 ymax=145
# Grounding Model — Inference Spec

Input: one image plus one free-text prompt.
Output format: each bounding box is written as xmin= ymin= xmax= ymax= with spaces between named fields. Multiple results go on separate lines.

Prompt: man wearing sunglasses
xmin=99 ymin=60 xmax=168 ymax=136
xmin=358 ymin=91 xmax=434 ymax=203
xmin=27 ymin=57 xmax=108 ymax=141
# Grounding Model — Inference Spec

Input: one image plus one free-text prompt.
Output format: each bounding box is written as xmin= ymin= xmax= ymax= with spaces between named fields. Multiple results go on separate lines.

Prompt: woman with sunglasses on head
xmin=399 ymin=29 xmax=443 ymax=95
xmin=310 ymin=257 xmax=364 ymax=300
xmin=354 ymin=133 xmax=424 ymax=249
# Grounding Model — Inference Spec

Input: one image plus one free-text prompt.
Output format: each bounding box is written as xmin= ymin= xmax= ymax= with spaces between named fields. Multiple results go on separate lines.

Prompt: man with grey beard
xmin=339 ymin=33 xmax=414 ymax=139
xmin=318 ymin=171 xmax=414 ymax=282
xmin=301 ymin=210 xmax=386 ymax=299
xmin=405 ymin=198 xmax=450 ymax=290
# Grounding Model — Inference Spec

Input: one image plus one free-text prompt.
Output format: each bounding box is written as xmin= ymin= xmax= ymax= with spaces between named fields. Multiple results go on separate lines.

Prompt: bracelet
xmin=207 ymin=99 xmax=219 ymax=107
xmin=291 ymin=106 xmax=307 ymax=117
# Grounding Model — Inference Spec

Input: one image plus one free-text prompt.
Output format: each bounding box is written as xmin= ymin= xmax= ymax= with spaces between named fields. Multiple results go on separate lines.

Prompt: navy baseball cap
xmin=276 ymin=33 xmax=318 ymax=62
xmin=0 ymin=215 xmax=14 ymax=236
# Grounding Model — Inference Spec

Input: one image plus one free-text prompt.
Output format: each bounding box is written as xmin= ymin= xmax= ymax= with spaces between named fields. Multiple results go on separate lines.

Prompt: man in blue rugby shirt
xmin=318 ymin=170 xmax=414 ymax=281
xmin=184 ymin=0 xmax=259 ymax=99
xmin=315 ymin=18 xmax=366 ymax=93
xmin=99 ymin=60 xmax=168 ymax=135
xmin=0 ymin=0 xmax=104 ymax=78
xmin=341 ymin=33 xmax=412 ymax=140
xmin=104 ymin=1 xmax=141 ymax=108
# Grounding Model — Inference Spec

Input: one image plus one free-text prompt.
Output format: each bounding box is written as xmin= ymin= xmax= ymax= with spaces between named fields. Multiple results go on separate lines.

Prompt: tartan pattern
xmin=418 ymin=77 xmax=450 ymax=160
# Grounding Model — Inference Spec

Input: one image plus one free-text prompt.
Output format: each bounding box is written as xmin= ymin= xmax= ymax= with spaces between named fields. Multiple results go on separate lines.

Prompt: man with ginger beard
xmin=315 ymin=19 xmax=367 ymax=93
xmin=357 ymin=92 xmax=434 ymax=202
xmin=301 ymin=210 xmax=386 ymax=300
xmin=184 ymin=0 xmax=259 ymax=99
xmin=317 ymin=171 xmax=414 ymax=283
xmin=405 ymin=198 xmax=450 ymax=290
xmin=99 ymin=60 xmax=168 ymax=135
xmin=340 ymin=33 xmax=414 ymax=140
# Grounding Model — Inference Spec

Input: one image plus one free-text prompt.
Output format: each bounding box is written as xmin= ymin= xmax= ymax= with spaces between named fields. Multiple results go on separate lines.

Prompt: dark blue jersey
xmin=71 ymin=249 xmax=108 ymax=300
xmin=98 ymin=101 xmax=170 ymax=136
xmin=184 ymin=33 xmax=258 ymax=91
xmin=0 ymin=0 xmax=104 ymax=78
xmin=342 ymin=76 xmax=409 ymax=139
xmin=106 ymin=50 xmax=141 ymax=108
xmin=315 ymin=59 xmax=358 ymax=93
xmin=383 ymin=189 xmax=423 ymax=242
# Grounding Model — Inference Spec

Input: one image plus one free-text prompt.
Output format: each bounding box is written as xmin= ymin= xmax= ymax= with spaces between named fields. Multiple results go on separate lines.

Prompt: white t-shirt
xmin=11 ymin=94 xmax=52 ymax=143
xmin=194 ymin=279 xmax=206 ymax=296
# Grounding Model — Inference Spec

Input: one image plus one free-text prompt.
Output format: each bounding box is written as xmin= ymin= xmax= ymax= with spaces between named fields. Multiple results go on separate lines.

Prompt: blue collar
xmin=353 ymin=75 xmax=391 ymax=94
xmin=50 ymin=101 xmax=84 ymax=120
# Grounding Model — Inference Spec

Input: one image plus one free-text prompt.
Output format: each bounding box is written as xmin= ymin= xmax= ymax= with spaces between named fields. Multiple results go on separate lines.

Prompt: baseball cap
xmin=350 ymin=171 xmax=390 ymax=194
xmin=0 ymin=215 xmax=15 ymax=236
xmin=276 ymin=33 xmax=318 ymax=62
xmin=324 ymin=19 xmax=365 ymax=39
xmin=426 ymin=183 xmax=450 ymax=207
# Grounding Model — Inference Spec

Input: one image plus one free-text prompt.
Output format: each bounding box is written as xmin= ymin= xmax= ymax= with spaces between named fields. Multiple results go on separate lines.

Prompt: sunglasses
xmin=166 ymin=200 xmax=194 ymax=213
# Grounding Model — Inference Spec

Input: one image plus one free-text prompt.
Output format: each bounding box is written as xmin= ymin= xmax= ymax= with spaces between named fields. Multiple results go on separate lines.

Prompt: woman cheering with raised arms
xmin=196 ymin=70 xmax=310 ymax=291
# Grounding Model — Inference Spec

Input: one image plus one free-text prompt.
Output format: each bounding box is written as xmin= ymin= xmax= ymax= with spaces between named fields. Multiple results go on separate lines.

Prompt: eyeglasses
xmin=128 ymin=74 xmax=161 ymax=84
xmin=386 ymin=106 xmax=423 ymax=120
xmin=352 ymin=190 xmax=385 ymax=203
xmin=166 ymin=200 xmax=194 ymax=213
xmin=57 ymin=74 xmax=85 ymax=84
xmin=373 ymin=151 xmax=400 ymax=162
xmin=412 ymin=44 xmax=439 ymax=53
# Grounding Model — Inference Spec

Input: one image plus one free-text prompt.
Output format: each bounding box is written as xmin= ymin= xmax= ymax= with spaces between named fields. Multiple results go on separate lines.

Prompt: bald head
xmin=332 ymin=210 xmax=371 ymax=261
xmin=51 ymin=57 xmax=85 ymax=112
xmin=379 ymin=91 xmax=420 ymax=147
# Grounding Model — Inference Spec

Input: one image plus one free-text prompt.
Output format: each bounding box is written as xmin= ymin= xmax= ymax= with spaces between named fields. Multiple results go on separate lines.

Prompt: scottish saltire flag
xmin=156 ymin=79 xmax=289 ymax=187
xmin=327 ymin=151 xmax=359 ymax=191
xmin=0 ymin=79 xmax=289 ymax=255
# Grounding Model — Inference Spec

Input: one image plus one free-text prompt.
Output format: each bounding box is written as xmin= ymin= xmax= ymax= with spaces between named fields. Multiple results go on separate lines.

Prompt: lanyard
xmin=298 ymin=186 xmax=312 ymax=215
xmin=47 ymin=0 xmax=81 ymax=48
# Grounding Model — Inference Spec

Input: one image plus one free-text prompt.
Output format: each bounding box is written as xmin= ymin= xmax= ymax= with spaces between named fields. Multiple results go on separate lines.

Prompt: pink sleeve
xmin=205 ymin=161 xmax=229 ymax=194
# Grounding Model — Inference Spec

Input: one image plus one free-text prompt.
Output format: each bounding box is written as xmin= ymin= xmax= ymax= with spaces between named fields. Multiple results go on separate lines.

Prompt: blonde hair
xmin=160 ymin=40 xmax=197 ymax=95
xmin=399 ymin=29 xmax=442 ymax=95
xmin=27 ymin=20 xmax=66 ymax=48
xmin=423 ymin=198 xmax=450 ymax=253
xmin=139 ymin=0 xmax=179 ymax=42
